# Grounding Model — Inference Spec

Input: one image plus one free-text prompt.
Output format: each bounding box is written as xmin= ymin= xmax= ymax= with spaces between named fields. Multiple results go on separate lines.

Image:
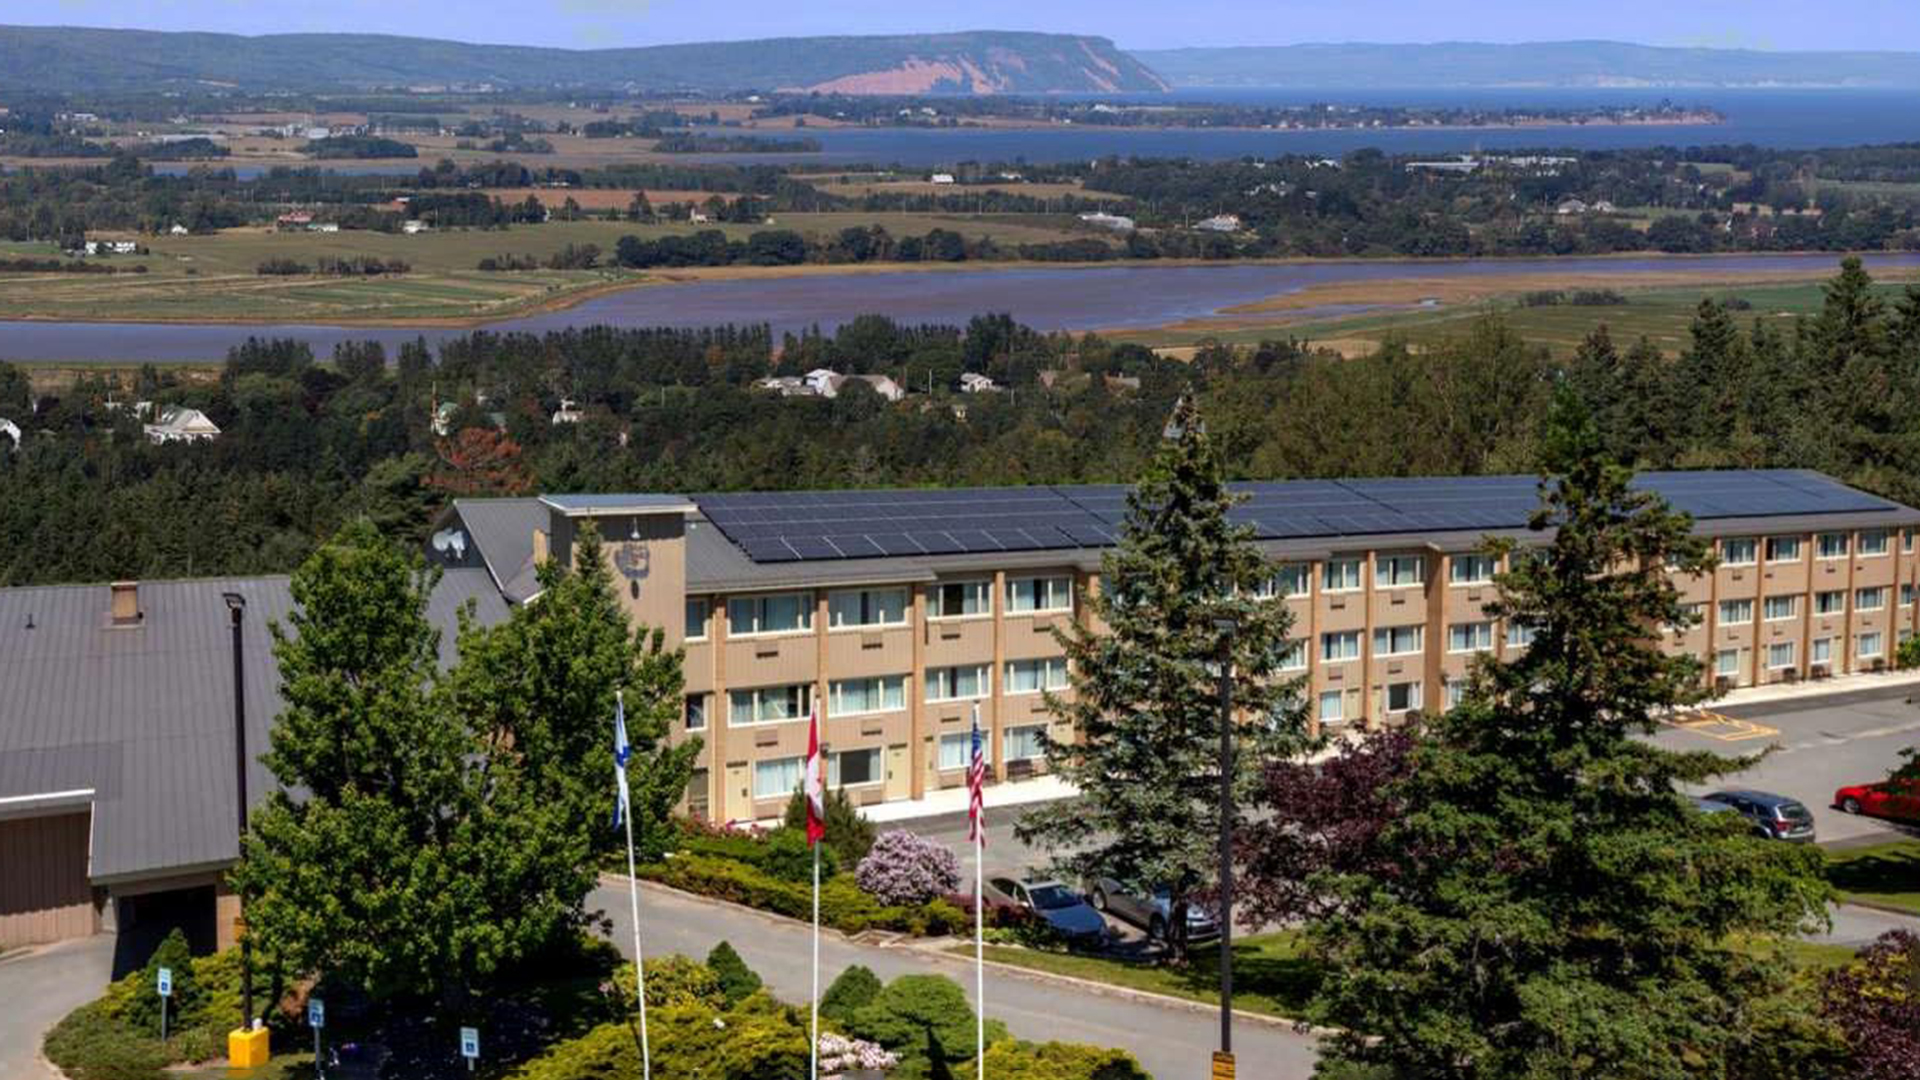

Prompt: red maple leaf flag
xmin=805 ymin=700 xmax=826 ymax=847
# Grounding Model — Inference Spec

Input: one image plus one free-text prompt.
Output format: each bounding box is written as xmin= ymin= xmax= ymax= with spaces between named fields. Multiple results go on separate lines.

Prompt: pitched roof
xmin=451 ymin=497 xmax=546 ymax=602
xmin=0 ymin=569 xmax=507 ymax=884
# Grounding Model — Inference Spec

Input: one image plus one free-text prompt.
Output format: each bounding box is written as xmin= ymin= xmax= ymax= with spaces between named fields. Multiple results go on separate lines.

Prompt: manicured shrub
xmin=786 ymin=786 xmax=878 ymax=866
xmin=706 ymin=940 xmax=762 ymax=1005
xmin=820 ymin=964 xmax=883 ymax=1025
xmin=121 ymin=929 xmax=200 ymax=1037
xmin=855 ymin=830 xmax=960 ymax=907
xmin=761 ymin=825 xmax=840 ymax=883
xmin=849 ymin=974 xmax=1008 ymax=1080
xmin=42 ymin=1000 xmax=170 ymax=1080
xmin=970 ymin=1039 xmax=1153 ymax=1080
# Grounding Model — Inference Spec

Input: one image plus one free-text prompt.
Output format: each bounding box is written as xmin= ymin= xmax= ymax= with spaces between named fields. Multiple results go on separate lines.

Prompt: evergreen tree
xmin=1015 ymin=397 xmax=1316 ymax=964
xmin=706 ymin=940 xmax=762 ymax=1005
xmin=1308 ymin=393 xmax=1831 ymax=1079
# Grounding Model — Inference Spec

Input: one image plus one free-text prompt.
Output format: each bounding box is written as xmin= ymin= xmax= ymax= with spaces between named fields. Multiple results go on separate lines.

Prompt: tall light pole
xmin=1212 ymin=615 xmax=1237 ymax=1060
xmin=222 ymin=591 xmax=252 ymax=1031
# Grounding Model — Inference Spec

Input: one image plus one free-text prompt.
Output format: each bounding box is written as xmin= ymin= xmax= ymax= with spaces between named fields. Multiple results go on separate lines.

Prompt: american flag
xmin=967 ymin=702 xmax=987 ymax=847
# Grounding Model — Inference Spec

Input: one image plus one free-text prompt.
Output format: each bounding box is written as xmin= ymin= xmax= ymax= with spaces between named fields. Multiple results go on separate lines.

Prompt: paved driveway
xmin=0 ymin=934 xmax=115 ymax=1079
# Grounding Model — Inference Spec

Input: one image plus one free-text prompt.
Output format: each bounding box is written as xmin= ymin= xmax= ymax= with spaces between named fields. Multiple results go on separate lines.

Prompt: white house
xmin=802 ymin=369 xmax=846 ymax=398
xmin=756 ymin=376 xmax=812 ymax=397
xmin=1195 ymin=214 xmax=1243 ymax=233
xmin=1556 ymin=199 xmax=1590 ymax=216
xmin=402 ymin=220 xmax=430 ymax=234
xmin=168 ymin=224 xmax=190 ymax=236
xmin=929 ymin=173 xmax=957 ymax=185
xmin=551 ymin=398 xmax=583 ymax=425
xmin=0 ymin=418 xmax=19 ymax=451
xmin=82 ymin=240 xmax=139 ymax=256
xmin=958 ymin=372 xmax=998 ymax=394
xmin=143 ymin=407 xmax=221 ymax=445
xmin=851 ymin=374 xmax=905 ymax=402
xmin=1077 ymin=211 xmax=1136 ymax=232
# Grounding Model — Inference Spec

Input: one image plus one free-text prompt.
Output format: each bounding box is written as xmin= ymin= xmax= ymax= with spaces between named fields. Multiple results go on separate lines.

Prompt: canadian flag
xmin=804 ymin=700 xmax=826 ymax=847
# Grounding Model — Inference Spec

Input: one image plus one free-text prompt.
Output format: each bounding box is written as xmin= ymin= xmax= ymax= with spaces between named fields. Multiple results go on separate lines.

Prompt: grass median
xmin=1825 ymin=839 xmax=1920 ymax=915
xmin=950 ymin=930 xmax=1321 ymax=1021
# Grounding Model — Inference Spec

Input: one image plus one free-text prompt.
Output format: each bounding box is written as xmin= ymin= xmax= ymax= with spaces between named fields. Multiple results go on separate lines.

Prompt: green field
xmin=953 ymin=930 xmax=1321 ymax=1020
xmin=1826 ymin=839 xmax=1920 ymax=915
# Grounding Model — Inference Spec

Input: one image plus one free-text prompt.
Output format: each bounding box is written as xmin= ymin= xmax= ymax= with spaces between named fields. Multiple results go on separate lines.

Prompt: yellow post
xmin=228 ymin=1026 xmax=270 ymax=1068
xmin=1211 ymin=1051 xmax=1236 ymax=1080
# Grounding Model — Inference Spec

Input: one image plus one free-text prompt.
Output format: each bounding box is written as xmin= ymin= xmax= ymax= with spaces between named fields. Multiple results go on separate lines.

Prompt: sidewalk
xmin=1713 ymin=666 xmax=1920 ymax=711
xmin=863 ymin=773 xmax=1078 ymax=825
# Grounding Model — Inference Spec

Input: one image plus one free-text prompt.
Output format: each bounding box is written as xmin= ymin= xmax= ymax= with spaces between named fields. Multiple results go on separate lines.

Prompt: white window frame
xmin=1277 ymin=639 xmax=1308 ymax=672
xmin=1817 ymin=533 xmax=1849 ymax=560
xmin=1004 ymin=656 xmax=1069 ymax=695
xmin=685 ymin=693 xmax=707 ymax=731
xmin=1860 ymin=530 xmax=1890 ymax=556
xmin=753 ymin=756 xmax=804 ymax=800
xmin=1767 ymin=641 xmax=1797 ymax=670
xmin=926 ymin=664 xmax=991 ymax=702
xmin=1372 ymin=624 xmax=1424 ymax=657
xmin=1006 ymin=575 xmax=1073 ymax=615
xmin=1506 ymin=623 xmax=1537 ymax=649
xmin=1903 ymin=584 xmax=1916 ymax=607
xmin=1448 ymin=621 xmax=1493 ymax=654
xmin=937 ymin=732 xmax=974 ymax=771
xmin=1856 ymin=587 xmax=1887 ymax=612
xmin=1321 ymin=630 xmax=1361 ymax=663
xmin=1859 ymin=632 xmax=1885 ymax=659
xmin=685 ymin=597 xmax=710 ymax=641
xmin=1816 ymin=590 xmax=1847 ymax=615
xmin=1449 ymin=554 xmax=1497 ymax=586
xmin=827 ymin=675 xmax=907 ymax=717
xmin=1322 ymin=559 xmax=1363 ymax=593
xmin=828 ymin=747 xmax=885 ymax=788
xmin=1811 ymin=637 xmax=1833 ymax=666
xmin=1765 ymin=536 xmax=1802 ymax=563
xmin=1715 ymin=649 xmax=1740 ymax=677
xmin=1384 ymin=680 xmax=1423 ymax=713
xmin=1261 ymin=564 xmax=1311 ymax=599
xmin=1443 ymin=679 xmax=1467 ymax=710
xmin=730 ymin=683 xmax=812 ymax=726
xmin=726 ymin=591 xmax=814 ymax=637
xmin=1317 ymin=690 xmax=1344 ymax=724
xmin=928 ymin=579 xmax=992 ymax=620
xmin=1718 ymin=599 xmax=1754 ymax=625
xmin=1721 ymin=538 xmax=1757 ymax=566
xmin=1374 ymin=554 xmax=1426 ymax=589
xmin=827 ymin=587 xmax=909 ymax=630
xmin=1763 ymin=595 xmax=1798 ymax=622
xmin=1002 ymin=723 xmax=1048 ymax=763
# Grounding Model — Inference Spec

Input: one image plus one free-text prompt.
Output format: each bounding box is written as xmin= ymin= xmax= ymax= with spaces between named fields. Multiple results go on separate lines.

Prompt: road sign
xmin=308 ymin=998 xmax=325 ymax=1028
xmin=1211 ymin=1051 xmax=1235 ymax=1080
xmin=460 ymin=1026 xmax=480 ymax=1060
xmin=156 ymin=967 xmax=173 ymax=997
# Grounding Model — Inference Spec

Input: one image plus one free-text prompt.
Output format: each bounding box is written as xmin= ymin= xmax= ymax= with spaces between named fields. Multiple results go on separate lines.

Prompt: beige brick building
xmin=434 ymin=472 xmax=1920 ymax=823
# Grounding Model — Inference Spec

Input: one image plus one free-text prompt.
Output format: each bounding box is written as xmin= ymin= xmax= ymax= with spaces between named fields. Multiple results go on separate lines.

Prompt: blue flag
xmin=612 ymin=691 xmax=631 ymax=831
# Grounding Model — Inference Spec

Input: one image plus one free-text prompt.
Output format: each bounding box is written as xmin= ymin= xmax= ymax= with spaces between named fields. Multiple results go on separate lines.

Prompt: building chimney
xmin=109 ymin=581 xmax=142 ymax=627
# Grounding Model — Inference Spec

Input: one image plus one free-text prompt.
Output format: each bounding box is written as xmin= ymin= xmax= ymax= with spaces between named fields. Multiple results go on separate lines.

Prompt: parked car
xmin=1085 ymin=877 xmax=1220 ymax=942
xmin=984 ymin=877 xmax=1108 ymax=946
xmin=1701 ymin=789 xmax=1817 ymax=842
xmin=1834 ymin=778 xmax=1920 ymax=821
xmin=1688 ymin=795 xmax=1739 ymax=817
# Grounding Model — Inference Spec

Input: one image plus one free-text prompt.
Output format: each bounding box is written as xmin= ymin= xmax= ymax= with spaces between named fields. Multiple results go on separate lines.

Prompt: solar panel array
xmin=696 ymin=470 xmax=1896 ymax=565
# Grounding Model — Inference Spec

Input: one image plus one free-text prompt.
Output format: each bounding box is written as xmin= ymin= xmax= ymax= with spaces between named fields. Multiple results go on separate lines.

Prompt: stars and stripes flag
xmin=611 ymin=691 xmax=632 ymax=830
xmin=804 ymin=700 xmax=826 ymax=847
xmin=967 ymin=702 xmax=986 ymax=847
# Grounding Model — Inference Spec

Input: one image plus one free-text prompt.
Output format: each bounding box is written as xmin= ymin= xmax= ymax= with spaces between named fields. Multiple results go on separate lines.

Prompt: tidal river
xmin=5 ymin=253 xmax=1919 ymax=363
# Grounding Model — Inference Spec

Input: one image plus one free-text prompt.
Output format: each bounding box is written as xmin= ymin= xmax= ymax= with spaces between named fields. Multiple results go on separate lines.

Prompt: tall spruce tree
xmin=1015 ymin=397 xmax=1315 ymax=964
xmin=1308 ymin=393 xmax=1831 ymax=1079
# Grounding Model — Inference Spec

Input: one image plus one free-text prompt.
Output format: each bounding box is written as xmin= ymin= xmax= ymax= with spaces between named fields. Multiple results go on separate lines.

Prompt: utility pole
xmin=1212 ymin=616 xmax=1237 ymax=1061
xmin=222 ymin=592 xmax=252 ymax=1031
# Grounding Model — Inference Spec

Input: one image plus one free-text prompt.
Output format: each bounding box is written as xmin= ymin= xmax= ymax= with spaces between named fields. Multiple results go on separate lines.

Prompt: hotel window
xmin=1006 ymin=575 xmax=1073 ymax=614
xmin=1005 ymin=656 xmax=1069 ymax=694
xmin=1003 ymin=724 xmax=1048 ymax=763
xmin=1718 ymin=599 xmax=1754 ymax=624
xmin=685 ymin=597 xmax=710 ymax=641
xmin=1904 ymin=584 xmax=1916 ymax=607
xmin=1372 ymin=624 xmax=1424 ymax=657
xmin=1450 ymin=554 xmax=1497 ymax=585
xmin=727 ymin=592 xmax=813 ymax=636
xmin=1385 ymin=681 xmax=1423 ymax=713
xmin=1506 ymin=623 xmax=1537 ymax=649
xmin=828 ymin=587 xmax=908 ymax=629
xmin=730 ymin=684 xmax=811 ymax=726
xmin=937 ymin=732 xmax=974 ymax=771
xmin=1905 ymin=528 xmax=1916 ymax=554
xmin=684 ymin=694 xmax=707 ymax=732
xmin=1817 ymin=533 xmax=1850 ymax=559
xmin=1317 ymin=690 xmax=1345 ymax=725
xmin=1448 ymin=622 xmax=1493 ymax=653
xmin=1764 ymin=595 xmax=1799 ymax=621
xmin=1765 ymin=536 xmax=1802 ymax=562
xmin=1857 ymin=587 xmax=1888 ymax=611
xmin=1277 ymin=639 xmax=1308 ymax=672
xmin=1375 ymin=555 xmax=1426 ymax=588
xmin=828 ymin=676 xmax=906 ymax=717
xmin=926 ymin=664 xmax=990 ymax=702
xmin=1322 ymin=559 xmax=1363 ymax=592
xmin=1676 ymin=602 xmax=1707 ymax=628
xmin=1812 ymin=637 xmax=1833 ymax=666
xmin=1816 ymin=591 xmax=1847 ymax=615
xmin=1861 ymin=530 xmax=1891 ymax=556
xmin=1261 ymin=564 xmax=1311 ymax=599
xmin=1444 ymin=679 xmax=1467 ymax=710
xmin=1321 ymin=630 xmax=1362 ymax=663
xmin=828 ymin=747 xmax=883 ymax=788
xmin=1859 ymin=631 xmax=1885 ymax=659
xmin=1715 ymin=649 xmax=1740 ymax=677
xmin=928 ymin=580 xmax=991 ymax=619
xmin=1768 ymin=642 xmax=1797 ymax=670
xmin=1721 ymin=538 xmax=1757 ymax=566
xmin=753 ymin=756 xmax=804 ymax=800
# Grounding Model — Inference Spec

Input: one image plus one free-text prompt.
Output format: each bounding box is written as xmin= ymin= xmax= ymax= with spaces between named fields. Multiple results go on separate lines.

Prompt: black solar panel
xmin=695 ymin=471 xmax=1902 ymax=564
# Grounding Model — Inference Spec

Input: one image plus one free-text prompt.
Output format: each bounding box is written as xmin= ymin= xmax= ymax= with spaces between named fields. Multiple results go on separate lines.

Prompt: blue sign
xmin=308 ymin=998 xmax=325 ymax=1029
xmin=459 ymin=1027 xmax=479 ymax=1060
xmin=156 ymin=967 xmax=173 ymax=997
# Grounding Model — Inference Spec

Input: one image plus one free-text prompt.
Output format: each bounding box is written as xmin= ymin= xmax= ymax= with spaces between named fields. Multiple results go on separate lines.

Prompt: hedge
xmin=641 ymin=852 xmax=967 ymax=937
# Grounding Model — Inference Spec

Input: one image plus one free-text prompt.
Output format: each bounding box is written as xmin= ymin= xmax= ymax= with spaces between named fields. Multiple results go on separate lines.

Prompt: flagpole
xmin=810 ymin=839 xmax=821 ymax=1080
xmin=618 ymin=690 xmax=651 ymax=1080
xmin=974 ymin=813 xmax=985 ymax=1080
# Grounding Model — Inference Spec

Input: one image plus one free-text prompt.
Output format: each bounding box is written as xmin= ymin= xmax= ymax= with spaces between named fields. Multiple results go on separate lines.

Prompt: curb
xmin=1835 ymin=897 xmax=1920 ymax=921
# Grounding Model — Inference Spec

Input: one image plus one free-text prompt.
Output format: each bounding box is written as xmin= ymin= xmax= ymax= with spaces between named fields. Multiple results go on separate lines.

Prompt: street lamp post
xmin=1212 ymin=616 xmax=1237 ymax=1058
xmin=222 ymin=592 xmax=252 ymax=1031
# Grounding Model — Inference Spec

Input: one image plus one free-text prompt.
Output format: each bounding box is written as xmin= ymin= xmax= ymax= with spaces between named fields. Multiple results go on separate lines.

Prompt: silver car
xmin=1086 ymin=877 xmax=1220 ymax=942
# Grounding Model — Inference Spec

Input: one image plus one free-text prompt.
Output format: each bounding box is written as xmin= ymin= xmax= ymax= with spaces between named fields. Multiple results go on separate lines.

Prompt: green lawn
xmin=952 ymin=930 xmax=1321 ymax=1021
xmin=1826 ymin=839 xmax=1920 ymax=915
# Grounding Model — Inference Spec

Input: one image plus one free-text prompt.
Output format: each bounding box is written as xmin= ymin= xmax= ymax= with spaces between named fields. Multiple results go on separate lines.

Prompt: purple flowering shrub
xmin=855 ymin=829 xmax=961 ymax=906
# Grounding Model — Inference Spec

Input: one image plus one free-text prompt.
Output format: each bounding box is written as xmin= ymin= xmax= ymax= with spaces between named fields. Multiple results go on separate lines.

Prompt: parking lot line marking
xmin=1666 ymin=710 xmax=1780 ymax=742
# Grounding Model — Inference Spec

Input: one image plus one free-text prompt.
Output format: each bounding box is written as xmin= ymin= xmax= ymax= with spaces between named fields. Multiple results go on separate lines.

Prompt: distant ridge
xmin=0 ymin=26 xmax=1170 ymax=95
xmin=1134 ymin=40 xmax=1920 ymax=88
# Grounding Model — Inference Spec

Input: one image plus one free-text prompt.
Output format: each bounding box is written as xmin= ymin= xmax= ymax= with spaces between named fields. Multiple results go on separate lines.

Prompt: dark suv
xmin=1701 ymin=789 xmax=1817 ymax=842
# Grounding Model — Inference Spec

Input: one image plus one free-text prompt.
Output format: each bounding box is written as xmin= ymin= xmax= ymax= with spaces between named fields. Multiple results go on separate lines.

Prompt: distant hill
xmin=0 ymin=26 xmax=1169 ymax=95
xmin=1135 ymin=41 xmax=1920 ymax=88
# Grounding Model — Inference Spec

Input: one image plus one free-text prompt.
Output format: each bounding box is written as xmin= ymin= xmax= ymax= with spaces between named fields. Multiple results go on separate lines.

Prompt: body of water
xmin=7 ymin=252 xmax=1917 ymax=363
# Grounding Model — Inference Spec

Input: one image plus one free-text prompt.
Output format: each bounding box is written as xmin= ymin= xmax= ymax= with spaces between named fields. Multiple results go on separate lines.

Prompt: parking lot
xmin=1653 ymin=686 xmax=1920 ymax=845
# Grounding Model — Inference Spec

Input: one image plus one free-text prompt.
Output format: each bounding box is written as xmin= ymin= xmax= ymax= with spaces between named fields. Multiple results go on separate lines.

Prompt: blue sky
xmin=18 ymin=0 xmax=1920 ymax=51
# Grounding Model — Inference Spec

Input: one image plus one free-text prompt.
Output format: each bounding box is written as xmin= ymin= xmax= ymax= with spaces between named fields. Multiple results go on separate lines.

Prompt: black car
xmin=1701 ymin=789 xmax=1817 ymax=842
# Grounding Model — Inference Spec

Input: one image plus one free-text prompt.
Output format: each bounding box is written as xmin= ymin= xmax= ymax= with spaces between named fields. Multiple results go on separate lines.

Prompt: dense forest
xmin=1 ymin=259 xmax=1915 ymax=586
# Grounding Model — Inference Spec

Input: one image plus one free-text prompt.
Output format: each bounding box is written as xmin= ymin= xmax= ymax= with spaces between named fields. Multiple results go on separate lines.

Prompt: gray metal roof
xmin=540 ymin=494 xmax=697 ymax=516
xmin=0 ymin=569 xmax=507 ymax=884
xmin=451 ymin=498 xmax=546 ymax=603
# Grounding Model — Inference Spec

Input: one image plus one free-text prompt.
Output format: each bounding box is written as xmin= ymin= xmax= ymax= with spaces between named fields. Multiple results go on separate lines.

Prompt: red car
xmin=1833 ymin=778 xmax=1920 ymax=821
